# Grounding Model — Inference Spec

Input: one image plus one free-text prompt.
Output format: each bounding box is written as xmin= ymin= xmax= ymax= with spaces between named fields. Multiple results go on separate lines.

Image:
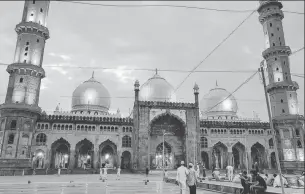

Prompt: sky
xmin=0 ymin=1 xmax=304 ymax=121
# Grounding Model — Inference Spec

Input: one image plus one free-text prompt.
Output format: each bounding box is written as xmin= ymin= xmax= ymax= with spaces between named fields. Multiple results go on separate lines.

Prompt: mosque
xmin=0 ymin=0 xmax=303 ymax=172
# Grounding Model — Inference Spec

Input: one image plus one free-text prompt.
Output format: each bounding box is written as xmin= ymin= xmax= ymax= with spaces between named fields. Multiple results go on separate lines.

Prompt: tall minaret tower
xmin=257 ymin=0 xmax=304 ymax=170
xmin=0 ymin=1 xmax=50 ymax=159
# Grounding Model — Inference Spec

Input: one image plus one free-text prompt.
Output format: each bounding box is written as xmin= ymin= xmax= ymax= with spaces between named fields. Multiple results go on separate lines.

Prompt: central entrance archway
xmin=99 ymin=140 xmax=117 ymax=168
xmin=149 ymin=113 xmax=186 ymax=169
xmin=51 ymin=138 xmax=70 ymax=169
xmin=75 ymin=139 xmax=94 ymax=169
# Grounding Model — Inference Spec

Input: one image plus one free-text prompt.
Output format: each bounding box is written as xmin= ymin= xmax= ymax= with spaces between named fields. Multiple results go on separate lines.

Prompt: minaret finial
xmin=216 ymin=80 xmax=218 ymax=87
xmin=155 ymin=68 xmax=158 ymax=75
xmin=92 ymin=71 xmax=94 ymax=78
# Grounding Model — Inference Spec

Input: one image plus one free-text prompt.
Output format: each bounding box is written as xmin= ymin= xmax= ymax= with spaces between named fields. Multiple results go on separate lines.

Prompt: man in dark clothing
xmin=240 ymin=171 xmax=250 ymax=194
xmin=145 ymin=167 xmax=149 ymax=182
xmin=250 ymin=170 xmax=267 ymax=194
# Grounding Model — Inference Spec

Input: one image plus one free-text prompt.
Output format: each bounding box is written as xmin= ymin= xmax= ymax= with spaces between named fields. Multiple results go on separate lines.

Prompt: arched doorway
xmin=51 ymin=138 xmax=70 ymax=169
xmin=149 ymin=114 xmax=186 ymax=169
xmin=251 ymin=142 xmax=266 ymax=169
xmin=153 ymin=141 xmax=173 ymax=169
xmin=201 ymin=151 xmax=209 ymax=169
xmin=121 ymin=151 xmax=131 ymax=169
xmin=212 ymin=142 xmax=228 ymax=169
xmin=34 ymin=149 xmax=45 ymax=169
xmin=75 ymin=139 xmax=94 ymax=169
xmin=232 ymin=142 xmax=245 ymax=169
xmin=270 ymin=152 xmax=276 ymax=169
xmin=99 ymin=140 xmax=117 ymax=168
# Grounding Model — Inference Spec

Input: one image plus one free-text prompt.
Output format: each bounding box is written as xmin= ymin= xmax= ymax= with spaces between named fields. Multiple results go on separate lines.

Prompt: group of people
xmin=99 ymin=163 xmax=121 ymax=182
xmin=176 ymin=161 xmax=198 ymax=194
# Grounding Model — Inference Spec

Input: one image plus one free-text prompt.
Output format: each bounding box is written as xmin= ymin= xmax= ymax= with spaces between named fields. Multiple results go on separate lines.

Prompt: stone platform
xmin=165 ymin=178 xmax=304 ymax=194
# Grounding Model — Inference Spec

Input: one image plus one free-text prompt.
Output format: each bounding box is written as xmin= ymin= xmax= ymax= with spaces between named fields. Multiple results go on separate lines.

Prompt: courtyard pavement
xmin=0 ymin=174 xmax=217 ymax=194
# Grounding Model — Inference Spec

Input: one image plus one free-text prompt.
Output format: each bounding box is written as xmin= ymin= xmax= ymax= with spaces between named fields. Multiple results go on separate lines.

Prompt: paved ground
xmin=0 ymin=174 xmax=217 ymax=194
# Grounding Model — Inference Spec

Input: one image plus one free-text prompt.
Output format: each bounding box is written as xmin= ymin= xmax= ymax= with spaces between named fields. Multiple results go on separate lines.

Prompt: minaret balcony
xmin=266 ymin=81 xmax=299 ymax=92
xmin=15 ymin=22 xmax=50 ymax=39
xmin=258 ymin=1 xmax=283 ymax=13
xmin=258 ymin=9 xmax=284 ymax=23
xmin=7 ymin=63 xmax=46 ymax=78
xmin=0 ymin=103 xmax=42 ymax=115
xmin=262 ymin=46 xmax=291 ymax=59
xmin=273 ymin=114 xmax=304 ymax=123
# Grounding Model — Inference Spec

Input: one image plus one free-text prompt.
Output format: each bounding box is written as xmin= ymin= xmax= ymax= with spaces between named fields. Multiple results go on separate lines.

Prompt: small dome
xmin=71 ymin=72 xmax=111 ymax=114
xmin=200 ymin=84 xmax=238 ymax=118
xmin=139 ymin=70 xmax=176 ymax=102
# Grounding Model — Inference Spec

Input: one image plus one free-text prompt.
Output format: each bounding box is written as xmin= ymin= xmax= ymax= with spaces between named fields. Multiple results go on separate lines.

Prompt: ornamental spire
xmin=155 ymin=68 xmax=158 ymax=75
xmin=92 ymin=71 xmax=95 ymax=78
xmin=216 ymin=80 xmax=218 ymax=87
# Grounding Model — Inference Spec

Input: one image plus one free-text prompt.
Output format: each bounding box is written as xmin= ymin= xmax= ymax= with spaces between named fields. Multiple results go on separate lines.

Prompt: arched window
xmin=10 ymin=120 xmax=17 ymax=130
xmin=8 ymin=134 xmax=15 ymax=144
xmin=297 ymin=140 xmax=302 ymax=148
xmin=122 ymin=135 xmax=132 ymax=147
xmin=295 ymin=129 xmax=300 ymax=137
xmin=200 ymin=137 xmax=208 ymax=148
xmin=269 ymin=138 xmax=274 ymax=149
xmin=36 ymin=133 xmax=47 ymax=146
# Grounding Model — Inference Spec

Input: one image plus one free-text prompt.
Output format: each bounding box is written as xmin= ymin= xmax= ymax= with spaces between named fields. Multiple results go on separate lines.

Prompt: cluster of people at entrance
xmin=174 ymin=160 xmax=305 ymax=194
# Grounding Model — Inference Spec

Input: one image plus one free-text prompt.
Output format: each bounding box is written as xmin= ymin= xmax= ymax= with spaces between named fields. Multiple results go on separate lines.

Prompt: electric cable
xmin=173 ymin=9 xmax=256 ymax=94
xmin=202 ymin=71 xmax=259 ymax=114
xmin=58 ymin=1 xmax=304 ymax=15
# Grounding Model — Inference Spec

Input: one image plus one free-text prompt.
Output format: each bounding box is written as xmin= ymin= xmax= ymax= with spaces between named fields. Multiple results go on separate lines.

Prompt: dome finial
xmin=92 ymin=71 xmax=95 ymax=78
xmin=216 ymin=80 xmax=218 ymax=87
xmin=155 ymin=68 xmax=158 ymax=75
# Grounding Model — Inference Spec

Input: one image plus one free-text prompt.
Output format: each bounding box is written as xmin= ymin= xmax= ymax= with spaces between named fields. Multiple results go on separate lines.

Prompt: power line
xmin=203 ymin=71 xmax=259 ymax=114
xmin=173 ymin=10 xmax=256 ymax=93
xmin=291 ymin=47 xmax=304 ymax=55
xmin=58 ymin=1 xmax=304 ymax=15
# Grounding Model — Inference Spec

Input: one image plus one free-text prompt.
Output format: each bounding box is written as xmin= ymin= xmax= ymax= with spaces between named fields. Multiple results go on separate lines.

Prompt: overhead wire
xmin=58 ymin=1 xmax=304 ymax=15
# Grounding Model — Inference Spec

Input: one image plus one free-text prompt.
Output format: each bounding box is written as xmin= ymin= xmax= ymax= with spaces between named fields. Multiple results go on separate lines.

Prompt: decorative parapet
xmin=7 ymin=63 xmax=46 ymax=78
xmin=257 ymin=0 xmax=283 ymax=13
xmin=258 ymin=9 xmax=284 ymax=24
xmin=15 ymin=21 xmax=50 ymax=39
xmin=199 ymin=119 xmax=270 ymax=129
xmin=262 ymin=46 xmax=291 ymax=59
xmin=38 ymin=113 xmax=133 ymax=125
xmin=0 ymin=103 xmax=41 ymax=114
xmin=53 ymin=110 xmax=121 ymax=118
xmin=266 ymin=81 xmax=299 ymax=93
xmin=138 ymin=100 xmax=196 ymax=109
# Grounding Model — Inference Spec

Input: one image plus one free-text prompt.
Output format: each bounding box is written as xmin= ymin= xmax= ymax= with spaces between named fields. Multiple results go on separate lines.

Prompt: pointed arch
xmin=149 ymin=112 xmax=186 ymax=129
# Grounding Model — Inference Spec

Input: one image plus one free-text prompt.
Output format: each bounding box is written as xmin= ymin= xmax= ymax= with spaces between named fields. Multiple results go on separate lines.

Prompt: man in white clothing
xmin=176 ymin=161 xmax=189 ymax=194
xmin=226 ymin=165 xmax=234 ymax=182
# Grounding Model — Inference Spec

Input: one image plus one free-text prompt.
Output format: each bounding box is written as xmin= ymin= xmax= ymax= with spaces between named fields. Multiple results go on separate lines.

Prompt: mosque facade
xmin=0 ymin=0 xmax=303 ymax=172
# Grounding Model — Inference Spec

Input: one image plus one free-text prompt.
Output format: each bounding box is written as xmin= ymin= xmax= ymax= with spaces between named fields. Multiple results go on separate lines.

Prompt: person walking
xmin=187 ymin=163 xmax=197 ymax=194
xmin=116 ymin=166 xmax=121 ymax=180
xmin=145 ymin=166 xmax=149 ymax=182
xmin=176 ymin=161 xmax=189 ymax=194
xmin=226 ymin=165 xmax=234 ymax=182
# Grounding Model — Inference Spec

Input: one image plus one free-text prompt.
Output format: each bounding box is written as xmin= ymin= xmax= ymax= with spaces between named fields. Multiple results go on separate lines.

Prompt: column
xmin=117 ymin=149 xmax=121 ymax=168
xmin=208 ymin=149 xmax=213 ymax=169
xmin=93 ymin=148 xmax=99 ymax=169
xmin=227 ymin=152 xmax=233 ymax=166
xmin=247 ymin=150 xmax=252 ymax=170
xmin=69 ymin=149 xmax=75 ymax=169
xmin=267 ymin=152 xmax=271 ymax=170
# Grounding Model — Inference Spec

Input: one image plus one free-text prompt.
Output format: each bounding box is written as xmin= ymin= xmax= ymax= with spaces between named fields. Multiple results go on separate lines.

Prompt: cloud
xmin=47 ymin=63 xmax=70 ymax=75
xmin=48 ymin=52 xmax=71 ymax=61
xmin=242 ymin=46 xmax=252 ymax=54
xmin=103 ymin=66 xmax=135 ymax=83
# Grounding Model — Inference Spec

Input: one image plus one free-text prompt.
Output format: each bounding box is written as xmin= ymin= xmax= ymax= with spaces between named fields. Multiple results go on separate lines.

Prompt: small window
xmin=282 ymin=109 xmax=285 ymax=113
xmin=24 ymin=53 xmax=27 ymax=56
xmin=270 ymin=23 xmax=272 ymax=27
xmin=26 ymin=42 xmax=29 ymax=45
xmin=277 ymin=27 xmax=280 ymax=31
xmin=271 ymin=33 xmax=274 ymax=37
xmin=30 ymin=13 xmax=34 ymax=16
xmin=8 ymin=134 xmax=15 ymax=144
xmin=279 ymin=37 xmax=281 ymax=40
xmin=40 ymin=8 xmax=43 ymax=13
xmin=284 ymin=61 xmax=286 ymax=65
xmin=25 ymin=47 xmax=28 ymax=51
xmin=280 ymin=42 xmax=282 ymax=46
xmin=272 ymin=43 xmax=275 ymax=47
xmin=37 ymin=39 xmax=39 ymax=43
xmin=20 ymin=78 xmax=23 ymax=83
xmin=24 ymin=60 xmax=26 ymax=63
xmin=278 ymin=78 xmax=280 ymax=81
xmin=276 ymin=67 xmax=279 ymax=71
xmin=286 ymin=76 xmax=288 ymax=80
xmin=275 ymin=58 xmax=277 ymax=61
xmin=281 ymin=99 xmax=283 ymax=103
xmin=290 ymin=94 xmax=292 ymax=97
xmin=33 ymin=0 xmax=35 ymax=4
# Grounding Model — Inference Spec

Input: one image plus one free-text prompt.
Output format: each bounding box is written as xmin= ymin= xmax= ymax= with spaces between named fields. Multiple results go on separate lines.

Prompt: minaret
xmin=0 ymin=1 xmax=50 ymax=158
xmin=257 ymin=1 xmax=304 ymax=169
xmin=257 ymin=0 xmax=299 ymax=117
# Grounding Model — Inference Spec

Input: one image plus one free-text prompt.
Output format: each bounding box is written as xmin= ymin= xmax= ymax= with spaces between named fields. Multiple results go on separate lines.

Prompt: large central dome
xmin=139 ymin=70 xmax=176 ymax=102
xmin=200 ymin=83 xmax=238 ymax=119
xmin=71 ymin=73 xmax=111 ymax=114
